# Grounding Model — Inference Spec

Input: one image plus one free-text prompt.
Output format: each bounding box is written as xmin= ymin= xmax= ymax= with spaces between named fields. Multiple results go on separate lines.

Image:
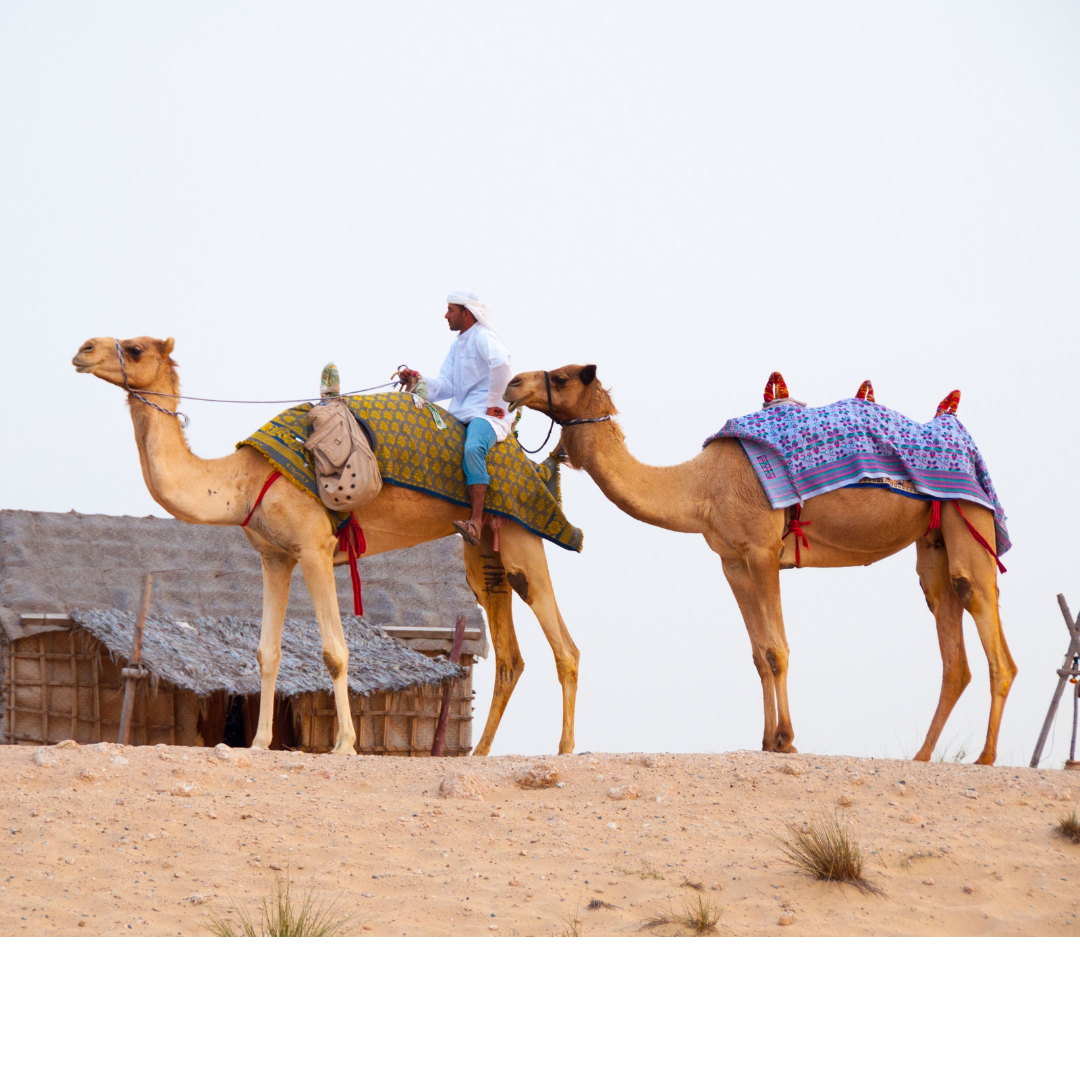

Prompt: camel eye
xmin=128 ymin=345 xmax=143 ymax=358
xmin=552 ymin=376 xmax=567 ymax=388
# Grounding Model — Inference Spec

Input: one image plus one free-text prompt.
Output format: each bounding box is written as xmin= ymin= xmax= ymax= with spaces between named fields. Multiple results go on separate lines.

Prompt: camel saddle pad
xmin=238 ymin=392 xmax=583 ymax=552
xmin=705 ymin=398 xmax=1010 ymax=554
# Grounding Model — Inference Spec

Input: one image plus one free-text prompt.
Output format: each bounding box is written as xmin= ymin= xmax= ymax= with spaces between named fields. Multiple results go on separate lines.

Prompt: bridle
xmin=514 ymin=369 xmax=612 ymax=455
xmin=114 ymin=338 xmax=190 ymax=428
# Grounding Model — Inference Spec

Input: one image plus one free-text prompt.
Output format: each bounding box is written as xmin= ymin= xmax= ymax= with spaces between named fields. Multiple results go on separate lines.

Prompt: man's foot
xmin=453 ymin=519 xmax=482 ymax=546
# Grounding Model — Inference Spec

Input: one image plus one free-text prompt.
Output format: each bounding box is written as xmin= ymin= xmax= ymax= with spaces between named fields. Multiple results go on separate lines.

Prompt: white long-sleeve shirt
xmin=424 ymin=323 xmax=513 ymax=441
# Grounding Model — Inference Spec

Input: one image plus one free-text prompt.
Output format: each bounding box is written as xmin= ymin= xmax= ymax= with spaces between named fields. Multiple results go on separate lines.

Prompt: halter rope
xmin=114 ymin=339 xmax=191 ymax=429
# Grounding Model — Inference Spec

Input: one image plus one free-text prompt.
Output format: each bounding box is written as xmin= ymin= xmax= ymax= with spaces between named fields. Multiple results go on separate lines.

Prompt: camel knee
xmin=322 ymin=646 xmax=348 ymax=681
xmin=950 ymin=574 xmax=974 ymax=608
xmin=258 ymin=643 xmax=281 ymax=673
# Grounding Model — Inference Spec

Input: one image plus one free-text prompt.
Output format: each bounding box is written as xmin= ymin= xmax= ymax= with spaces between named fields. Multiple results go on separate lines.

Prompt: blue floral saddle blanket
xmin=705 ymin=398 xmax=1010 ymax=554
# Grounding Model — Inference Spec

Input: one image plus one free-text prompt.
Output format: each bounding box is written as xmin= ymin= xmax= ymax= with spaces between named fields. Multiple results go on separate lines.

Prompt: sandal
xmin=453 ymin=519 xmax=482 ymax=547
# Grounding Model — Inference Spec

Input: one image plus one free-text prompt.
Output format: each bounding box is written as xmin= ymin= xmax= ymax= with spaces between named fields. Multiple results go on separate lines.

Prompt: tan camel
xmin=505 ymin=365 xmax=1016 ymax=765
xmin=72 ymin=337 xmax=580 ymax=755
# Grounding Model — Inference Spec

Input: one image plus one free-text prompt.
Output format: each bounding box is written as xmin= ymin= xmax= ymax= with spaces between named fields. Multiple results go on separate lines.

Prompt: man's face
xmin=445 ymin=304 xmax=476 ymax=333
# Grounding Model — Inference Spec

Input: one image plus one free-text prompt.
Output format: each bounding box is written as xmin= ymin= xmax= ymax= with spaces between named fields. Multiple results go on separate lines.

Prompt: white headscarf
xmin=447 ymin=289 xmax=498 ymax=335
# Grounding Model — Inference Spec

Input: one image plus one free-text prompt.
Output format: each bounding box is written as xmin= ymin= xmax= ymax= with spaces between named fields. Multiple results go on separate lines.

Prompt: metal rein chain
xmin=115 ymin=339 xmax=191 ymax=429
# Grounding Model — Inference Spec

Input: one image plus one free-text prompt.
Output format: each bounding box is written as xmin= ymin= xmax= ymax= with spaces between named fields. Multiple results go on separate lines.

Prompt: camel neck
xmin=563 ymin=419 xmax=709 ymax=534
xmin=128 ymin=366 xmax=261 ymax=525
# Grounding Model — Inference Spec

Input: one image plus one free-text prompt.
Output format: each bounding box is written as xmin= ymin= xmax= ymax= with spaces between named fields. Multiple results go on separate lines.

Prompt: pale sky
xmin=2 ymin=1 xmax=1078 ymax=766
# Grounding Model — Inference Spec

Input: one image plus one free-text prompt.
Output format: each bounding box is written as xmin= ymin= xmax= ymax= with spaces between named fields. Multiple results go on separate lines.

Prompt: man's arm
xmin=394 ymin=350 xmax=454 ymax=401
xmin=477 ymin=330 xmax=511 ymax=419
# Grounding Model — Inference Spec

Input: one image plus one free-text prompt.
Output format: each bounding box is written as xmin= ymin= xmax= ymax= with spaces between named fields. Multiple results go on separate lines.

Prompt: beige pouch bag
xmin=304 ymin=398 xmax=382 ymax=512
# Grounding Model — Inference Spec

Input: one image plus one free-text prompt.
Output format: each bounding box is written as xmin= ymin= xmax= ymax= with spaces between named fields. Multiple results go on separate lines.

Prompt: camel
xmin=505 ymin=364 xmax=1016 ymax=765
xmin=72 ymin=337 xmax=580 ymax=755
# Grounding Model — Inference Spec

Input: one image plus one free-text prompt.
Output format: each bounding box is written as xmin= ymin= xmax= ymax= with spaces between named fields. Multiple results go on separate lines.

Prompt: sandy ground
xmin=1 ymin=742 xmax=1079 ymax=936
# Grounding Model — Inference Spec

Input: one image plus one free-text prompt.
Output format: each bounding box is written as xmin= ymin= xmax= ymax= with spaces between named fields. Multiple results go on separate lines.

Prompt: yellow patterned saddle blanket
xmin=238 ymin=392 xmax=582 ymax=552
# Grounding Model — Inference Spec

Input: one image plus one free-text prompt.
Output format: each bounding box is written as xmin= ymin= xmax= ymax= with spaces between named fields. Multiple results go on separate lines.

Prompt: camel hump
xmin=763 ymin=371 xmax=790 ymax=404
xmin=935 ymin=389 xmax=961 ymax=417
xmin=855 ymin=380 xmax=875 ymax=403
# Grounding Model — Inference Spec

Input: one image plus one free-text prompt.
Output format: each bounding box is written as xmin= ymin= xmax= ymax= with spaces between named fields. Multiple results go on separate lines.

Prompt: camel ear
xmin=159 ymin=337 xmax=175 ymax=356
xmin=580 ymin=364 xmax=597 ymax=385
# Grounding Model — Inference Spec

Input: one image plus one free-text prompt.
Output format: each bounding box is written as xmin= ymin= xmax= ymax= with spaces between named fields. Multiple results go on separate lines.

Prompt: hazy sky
xmin=2 ymin=2 xmax=1078 ymax=766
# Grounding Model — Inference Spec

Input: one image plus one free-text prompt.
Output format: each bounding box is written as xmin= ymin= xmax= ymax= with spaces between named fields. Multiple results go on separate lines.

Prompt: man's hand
xmin=486 ymin=406 xmax=506 ymax=419
xmin=394 ymin=367 xmax=421 ymax=392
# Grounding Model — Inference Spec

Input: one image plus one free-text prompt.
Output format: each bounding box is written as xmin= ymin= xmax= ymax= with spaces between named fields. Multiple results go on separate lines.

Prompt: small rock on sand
xmin=964 ymin=789 xmax=978 ymax=799
xmin=55 ymin=739 xmax=78 ymax=749
xmin=608 ymin=784 xmax=640 ymax=800
xmin=517 ymin=763 xmax=560 ymax=789
xmin=79 ymin=769 xmax=98 ymax=781
xmin=171 ymin=782 xmax=199 ymax=797
xmin=439 ymin=772 xmax=488 ymax=800
xmin=109 ymin=756 xmax=129 ymax=767
xmin=837 ymin=794 xmax=854 ymax=807
xmin=214 ymin=744 xmax=232 ymax=762
xmin=779 ymin=912 xmax=795 ymax=926
xmin=33 ymin=748 xmax=57 ymax=767
xmin=962 ymin=883 xmax=976 ymax=895
xmin=779 ymin=763 xmax=803 ymax=776
xmin=922 ymin=878 xmax=935 ymax=886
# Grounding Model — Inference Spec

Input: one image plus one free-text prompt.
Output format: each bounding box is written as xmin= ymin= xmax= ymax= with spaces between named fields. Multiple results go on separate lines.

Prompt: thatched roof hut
xmin=1 ymin=510 xmax=484 ymax=754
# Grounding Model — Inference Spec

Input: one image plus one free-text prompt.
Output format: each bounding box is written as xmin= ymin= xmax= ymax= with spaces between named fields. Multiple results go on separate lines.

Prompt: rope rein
xmin=132 ymin=380 xmax=399 ymax=405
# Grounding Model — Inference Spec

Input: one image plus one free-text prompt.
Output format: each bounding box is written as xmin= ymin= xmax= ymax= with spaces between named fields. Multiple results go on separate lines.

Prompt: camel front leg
xmin=499 ymin=525 xmax=580 ymax=755
xmin=298 ymin=548 xmax=356 ymax=755
xmin=721 ymin=551 xmax=796 ymax=753
xmin=463 ymin=538 xmax=523 ymax=756
xmin=252 ymin=551 xmax=296 ymax=750
xmin=913 ymin=533 xmax=971 ymax=762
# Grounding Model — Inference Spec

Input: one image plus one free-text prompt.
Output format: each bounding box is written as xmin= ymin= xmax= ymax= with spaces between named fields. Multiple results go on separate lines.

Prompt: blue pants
xmin=463 ymin=418 xmax=498 ymax=486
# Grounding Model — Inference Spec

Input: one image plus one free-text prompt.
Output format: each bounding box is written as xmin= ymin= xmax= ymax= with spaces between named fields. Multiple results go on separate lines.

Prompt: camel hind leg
xmin=940 ymin=500 xmax=1017 ymax=766
xmin=463 ymin=535 xmax=524 ymax=756
xmin=912 ymin=529 xmax=971 ymax=762
xmin=498 ymin=523 xmax=580 ymax=755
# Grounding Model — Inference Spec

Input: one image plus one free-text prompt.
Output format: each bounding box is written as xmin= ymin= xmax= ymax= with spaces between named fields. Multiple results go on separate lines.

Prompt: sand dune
xmin=1 ymin=743 xmax=1077 ymax=936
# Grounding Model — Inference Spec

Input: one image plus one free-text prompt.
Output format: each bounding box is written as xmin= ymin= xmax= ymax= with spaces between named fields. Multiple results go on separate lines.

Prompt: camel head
xmin=72 ymin=336 xmax=177 ymax=393
xmin=504 ymin=364 xmax=616 ymax=423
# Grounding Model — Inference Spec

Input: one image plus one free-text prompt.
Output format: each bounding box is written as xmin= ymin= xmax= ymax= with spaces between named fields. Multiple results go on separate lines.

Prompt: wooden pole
xmin=1030 ymin=594 xmax=1080 ymax=768
xmin=118 ymin=574 xmax=153 ymax=745
xmin=431 ymin=615 xmax=467 ymax=757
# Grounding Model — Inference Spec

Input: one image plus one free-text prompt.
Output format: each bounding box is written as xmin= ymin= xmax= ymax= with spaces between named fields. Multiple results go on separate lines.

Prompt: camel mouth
xmin=503 ymin=392 xmax=523 ymax=410
xmin=72 ymin=358 xmax=99 ymax=373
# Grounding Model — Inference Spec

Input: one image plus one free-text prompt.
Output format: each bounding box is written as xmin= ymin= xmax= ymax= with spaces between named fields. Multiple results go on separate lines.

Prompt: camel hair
xmin=72 ymin=337 xmax=580 ymax=755
xmin=505 ymin=364 xmax=1016 ymax=766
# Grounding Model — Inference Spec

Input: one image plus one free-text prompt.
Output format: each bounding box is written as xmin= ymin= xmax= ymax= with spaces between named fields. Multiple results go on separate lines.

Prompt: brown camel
xmin=505 ymin=364 xmax=1016 ymax=765
xmin=72 ymin=337 xmax=580 ymax=755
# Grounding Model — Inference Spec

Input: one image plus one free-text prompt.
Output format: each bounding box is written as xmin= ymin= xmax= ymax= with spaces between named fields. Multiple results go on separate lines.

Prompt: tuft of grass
xmin=208 ymin=874 xmax=351 ymax=937
xmin=638 ymin=860 xmax=664 ymax=881
xmin=681 ymin=878 xmax=705 ymax=891
xmin=587 ymin=897 xmax=617 ymax=910
xmin=934 ymin=741 xmax=968 ymax=764
xmin=557 ymin=904 xmax=582 ymax=937
xmin=681 ymin=892 xmax=722 ymax=934
xmin=1058 ymin=811 xmax=1080 ymax=844
xmin=777 ymin=812 xmax=882 ymax=894
xmin=641 ymin=894 xmax=723 ymax=936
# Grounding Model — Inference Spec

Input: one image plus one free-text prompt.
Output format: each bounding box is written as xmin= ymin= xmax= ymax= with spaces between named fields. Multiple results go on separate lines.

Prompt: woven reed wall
xmin=2 ymin=629 xmax=472 ymax=755
xmin=294 ymin=661 xmax=474 ymax=756
xmin=1 ymin=629 xmax=200 ymax=746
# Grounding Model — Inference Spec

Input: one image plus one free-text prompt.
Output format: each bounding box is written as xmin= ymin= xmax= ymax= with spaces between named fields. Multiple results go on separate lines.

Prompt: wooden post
xmin=118 ymin=574 xmax=153 ymax=746
xmin=1030 ymin=594 xmax=1080 ymax=768
xmin=431 ymin=615 xmax=467 ymax=757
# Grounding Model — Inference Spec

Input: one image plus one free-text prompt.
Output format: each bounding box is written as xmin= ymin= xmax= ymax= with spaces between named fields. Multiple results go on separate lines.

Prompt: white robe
xmin=424 ymin=323 xmax=513 ymax=441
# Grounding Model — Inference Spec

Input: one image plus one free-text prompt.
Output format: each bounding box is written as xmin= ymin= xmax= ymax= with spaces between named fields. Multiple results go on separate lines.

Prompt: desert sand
xmin=1 ymin=742 xmax=1078 ymax=936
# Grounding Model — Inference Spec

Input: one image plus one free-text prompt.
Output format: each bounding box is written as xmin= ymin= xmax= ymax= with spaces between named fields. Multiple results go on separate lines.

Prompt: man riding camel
xmin=394 ymin=290 xmax=512 ymax=546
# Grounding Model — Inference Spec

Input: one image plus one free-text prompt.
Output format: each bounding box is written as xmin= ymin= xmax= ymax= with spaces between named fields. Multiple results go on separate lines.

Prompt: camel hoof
xmin=912 ymin=751 xmax=932 ymax=763
xmin=472 ymin=745 xmax=490 ymax=757
xmin=251 ymin=738 xmax=271 ymax=751
xmin=974 ymin=753 xmax=996 ymax=766
xmin=776 ymin=743 xmax=798 ymax=754
xmin=330 ymin=743 xmax=357 ymax=756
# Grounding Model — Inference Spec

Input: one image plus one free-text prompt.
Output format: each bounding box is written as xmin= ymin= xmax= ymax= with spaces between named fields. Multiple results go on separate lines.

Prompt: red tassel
xmin=783 ymin=504 xmax=811 ymax=566
xmin=337 ymin=513 xmax=367 ymax=615
xmin=953 ymin=501 xmax=1006 ymax=574
xmin=855 ymin=380 xmax=875 ymax=403
xmin=926 ymin=499 xmax=941 ymax=533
